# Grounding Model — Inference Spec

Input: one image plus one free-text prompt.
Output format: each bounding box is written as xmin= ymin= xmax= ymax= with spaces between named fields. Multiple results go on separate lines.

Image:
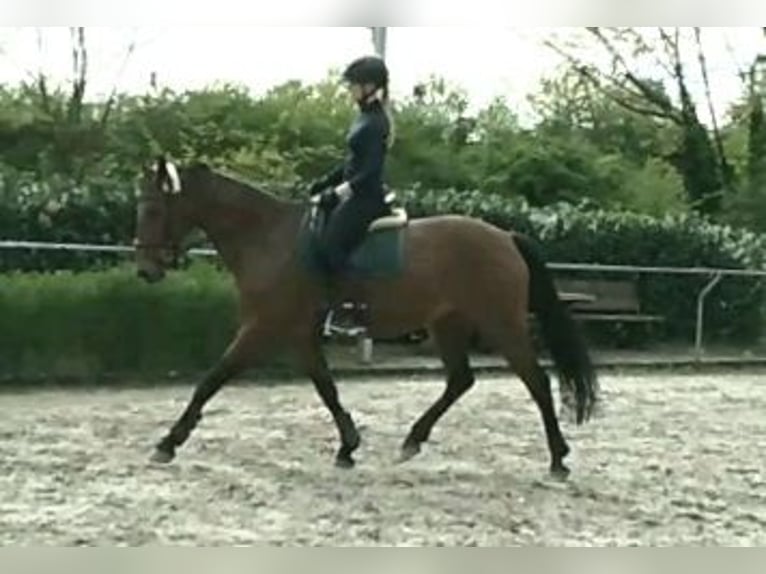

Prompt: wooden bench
xmin=554 ymin=278 xmax=665 ymax=324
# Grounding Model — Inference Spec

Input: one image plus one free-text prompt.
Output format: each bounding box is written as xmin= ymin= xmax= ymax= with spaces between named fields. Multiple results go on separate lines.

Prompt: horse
xmin=134 ymin=157 xmax=600 ymax=478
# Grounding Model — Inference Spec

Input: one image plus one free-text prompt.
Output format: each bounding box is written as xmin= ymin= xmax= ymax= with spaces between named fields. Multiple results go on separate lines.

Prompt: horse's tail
xmin=512 ymin=232 xmax=599 ymax=424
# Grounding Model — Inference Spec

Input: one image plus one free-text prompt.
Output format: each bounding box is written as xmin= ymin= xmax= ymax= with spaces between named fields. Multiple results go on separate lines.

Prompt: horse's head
xmin=134 ymin=156 xmax=196 ymax=283
xmin=136 ymin=157 xmax=299 ymax=283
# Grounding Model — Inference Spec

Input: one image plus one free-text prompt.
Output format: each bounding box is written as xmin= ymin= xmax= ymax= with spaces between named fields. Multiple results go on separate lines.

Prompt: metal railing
xmin=2 ymin=239 xmax=766 ymax=361
xmin=0 ymin=240 xmax=216 ymax=257
xmin=549 ymin=262 xmax=766 ymax=359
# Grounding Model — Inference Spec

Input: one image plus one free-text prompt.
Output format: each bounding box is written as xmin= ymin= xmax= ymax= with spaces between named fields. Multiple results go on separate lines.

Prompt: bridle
xmin=134 ymin=163 xmax=182 ymax=260
xmin=134 ymin=199 xmax=181 ymax=266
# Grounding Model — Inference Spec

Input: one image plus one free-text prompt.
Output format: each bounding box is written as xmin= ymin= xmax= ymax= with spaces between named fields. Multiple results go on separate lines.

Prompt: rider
xmin=309 ymin=55 xmax=393 ymax=277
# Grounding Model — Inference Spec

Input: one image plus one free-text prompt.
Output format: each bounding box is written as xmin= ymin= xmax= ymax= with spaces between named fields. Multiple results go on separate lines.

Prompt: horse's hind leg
xmin=400 ymin=313 xmax=475 ymax=462
xmin=483 ymin=319 xmax=571 ymax=478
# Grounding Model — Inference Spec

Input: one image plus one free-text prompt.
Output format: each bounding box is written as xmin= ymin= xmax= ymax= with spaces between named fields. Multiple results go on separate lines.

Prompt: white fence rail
xmin=2 ymin=239 xmax=766 ymax=361
xmin=0 ymin=240 xmax=216 ymax=257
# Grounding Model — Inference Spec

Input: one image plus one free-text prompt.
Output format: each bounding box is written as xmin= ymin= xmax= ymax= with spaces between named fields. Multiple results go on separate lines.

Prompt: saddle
xmin=308 ymin=189 xmax=407 ymax=240
xmin=303 ymin=189 xmax=408 ymax=277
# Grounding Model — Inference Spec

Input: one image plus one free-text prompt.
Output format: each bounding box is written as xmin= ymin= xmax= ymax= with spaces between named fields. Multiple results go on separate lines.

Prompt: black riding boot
xmin=318 ymin=269 xmax=368 ymax=338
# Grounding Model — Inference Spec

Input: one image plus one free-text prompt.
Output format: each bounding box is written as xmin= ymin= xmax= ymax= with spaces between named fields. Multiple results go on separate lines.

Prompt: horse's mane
xmin=200 ymin=167 xmax=304 ymax=211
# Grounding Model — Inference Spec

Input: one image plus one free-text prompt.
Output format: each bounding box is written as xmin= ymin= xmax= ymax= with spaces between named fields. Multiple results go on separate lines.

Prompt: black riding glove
xmin=308 ymin=180 xmax=326 ymax=196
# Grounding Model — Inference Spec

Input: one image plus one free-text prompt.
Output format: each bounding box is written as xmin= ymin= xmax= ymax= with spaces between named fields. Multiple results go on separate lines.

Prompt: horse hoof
xmin=149 ymin=448 xmax=175 ymax=464
xmin=550 ymin=463 xmax=571 ymax=481
xmin=398 ymin=442 xmax=421 ymax=463
xmin=335 ymin=454 xmax=355 ymax=469
xmin=345 ymin=431 xmax=361 ymax=453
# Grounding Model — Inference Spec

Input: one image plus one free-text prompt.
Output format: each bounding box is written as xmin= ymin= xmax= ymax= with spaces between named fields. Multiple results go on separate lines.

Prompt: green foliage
xmin=531 ymin=68 xmax=729 ymax=217
xmin=532 ymin=70 xmax=680 ymax=164
xmin=0 ymin=70 xmax=707 ymax=229
xmin=604 ymin=156 xmax=687 ymax=216
xmin=0 ymin=167 xmax=136 ymax=272
xmin=0 ymin=262 xmax=238 ymax=380
xmin=719 ymin=85 xmax=766 ymax=232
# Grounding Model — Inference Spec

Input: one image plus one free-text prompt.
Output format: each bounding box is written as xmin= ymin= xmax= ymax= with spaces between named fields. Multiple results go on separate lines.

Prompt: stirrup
xmin=322 ymin=302 xmax=368 ymax=338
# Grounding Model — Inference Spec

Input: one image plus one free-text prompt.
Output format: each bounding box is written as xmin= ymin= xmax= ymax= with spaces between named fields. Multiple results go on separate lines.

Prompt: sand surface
xmin=1 ymin=372 xmax=764 ymax=545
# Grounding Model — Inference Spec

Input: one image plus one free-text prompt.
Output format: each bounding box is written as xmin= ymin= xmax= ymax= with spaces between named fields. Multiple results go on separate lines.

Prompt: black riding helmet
xmin=342 ymin=56 xmax=389 ymax=88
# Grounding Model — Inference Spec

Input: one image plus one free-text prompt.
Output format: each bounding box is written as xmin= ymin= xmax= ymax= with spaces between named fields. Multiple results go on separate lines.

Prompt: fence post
xmin=695 ymin=273 xmax=723 ymax=361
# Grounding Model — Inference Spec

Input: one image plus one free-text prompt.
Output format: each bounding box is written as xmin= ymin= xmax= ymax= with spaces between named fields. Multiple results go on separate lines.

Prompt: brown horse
xmin=135 ymin=157 xmax=599 ymax=478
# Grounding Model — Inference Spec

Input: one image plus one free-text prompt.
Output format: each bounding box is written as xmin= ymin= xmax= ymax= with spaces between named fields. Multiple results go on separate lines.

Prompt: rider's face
xmin=347 ymin=82 xmax=375 ymax=103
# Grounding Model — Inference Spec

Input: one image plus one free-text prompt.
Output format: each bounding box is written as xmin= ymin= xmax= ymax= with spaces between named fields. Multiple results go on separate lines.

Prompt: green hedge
xmin=0 ymin=263 xmax=239 ymax=380
xmin=0 ymin=171 xmax=136 ymax=272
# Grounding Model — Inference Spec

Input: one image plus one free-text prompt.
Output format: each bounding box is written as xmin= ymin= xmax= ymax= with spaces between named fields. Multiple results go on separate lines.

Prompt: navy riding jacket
xmin=316 ymin=100 xmax=390 ymax=202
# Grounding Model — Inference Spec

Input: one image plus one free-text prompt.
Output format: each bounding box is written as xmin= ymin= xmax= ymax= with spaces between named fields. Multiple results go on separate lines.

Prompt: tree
xmin=529 ymin=68 xmax=687 ymax=214
xmin=719 ymin=32 xmax=766 ymax=230
xmin=0 ymin=28 xmax=138 ymax=181
xmin=542 ymin=27 xmax=732 ymax=214
xmin=748 ymin=32 xmax=766 ymax=199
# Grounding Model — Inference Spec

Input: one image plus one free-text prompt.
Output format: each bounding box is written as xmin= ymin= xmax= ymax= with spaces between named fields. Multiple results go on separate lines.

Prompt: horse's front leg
xmin=150 ymin=324 xmax=262 ymax=463
xmin=296 ymin=338 xmax=360 ymax=468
